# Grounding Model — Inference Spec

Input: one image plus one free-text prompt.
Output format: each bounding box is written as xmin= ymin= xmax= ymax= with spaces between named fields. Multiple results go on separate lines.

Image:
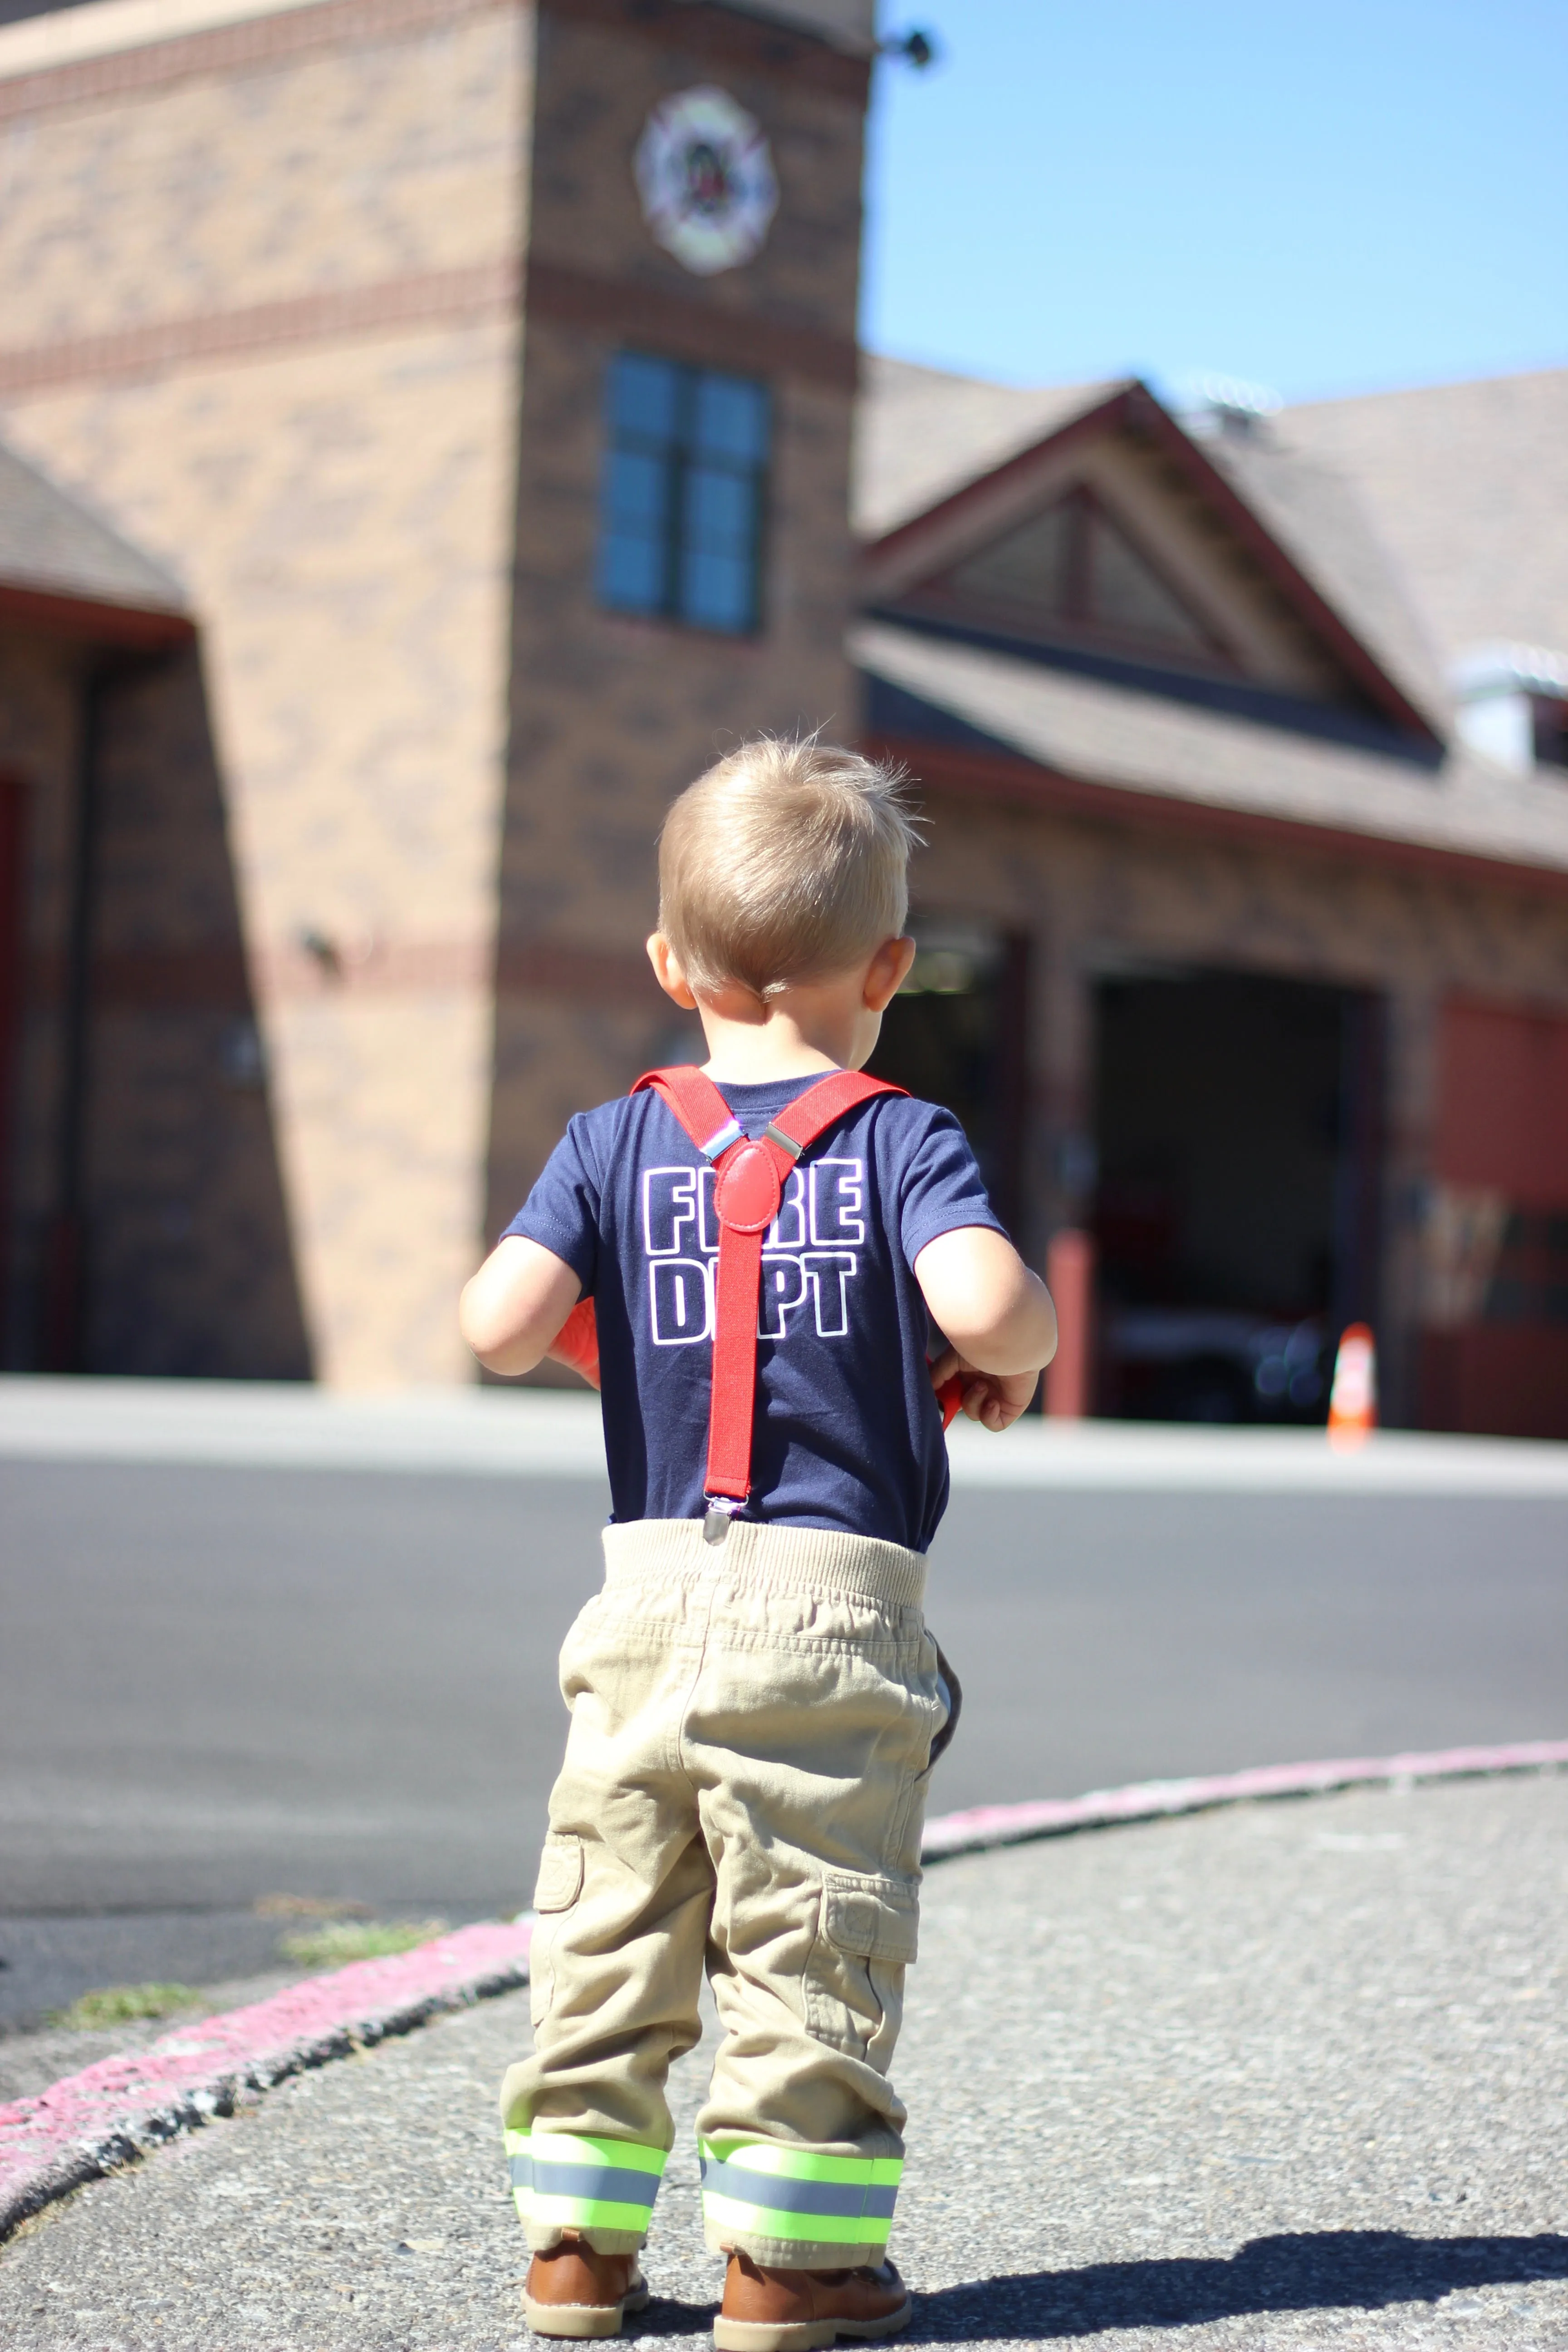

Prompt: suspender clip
xmin=703 ymin=1495 xmax=744 ymax=1544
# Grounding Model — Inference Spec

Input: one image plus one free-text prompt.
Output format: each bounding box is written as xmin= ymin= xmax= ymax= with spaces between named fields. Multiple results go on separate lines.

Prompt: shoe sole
xmin=713 ymin=2293 xmax=912 ymax=2352
xmin=524 ymin=2283 xmax=651 ymax=2339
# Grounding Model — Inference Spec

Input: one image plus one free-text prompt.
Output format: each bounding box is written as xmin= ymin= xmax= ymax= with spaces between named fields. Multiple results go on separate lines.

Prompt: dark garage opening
xmin=1093 ymin=967 xmax=1382 ymax=1422
xmin=869 ymin=919 xmax=1029 ymax=1238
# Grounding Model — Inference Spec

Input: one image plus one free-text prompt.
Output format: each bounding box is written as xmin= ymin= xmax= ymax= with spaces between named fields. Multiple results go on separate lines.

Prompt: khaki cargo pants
xmin=500 ymin=1516 xmax=945 ymax=2270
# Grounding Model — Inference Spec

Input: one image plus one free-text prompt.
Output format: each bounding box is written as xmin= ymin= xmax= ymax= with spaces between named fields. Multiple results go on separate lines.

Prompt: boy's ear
xmin=647 ymin=932 xmax=699 ymax=1010
xmin=864 ymin=935 xmax=917 ymax=1014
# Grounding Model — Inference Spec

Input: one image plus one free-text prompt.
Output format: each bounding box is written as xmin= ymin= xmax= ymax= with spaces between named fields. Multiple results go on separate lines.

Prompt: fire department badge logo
xmin=634 ymin=86 xmax=778 ymax=277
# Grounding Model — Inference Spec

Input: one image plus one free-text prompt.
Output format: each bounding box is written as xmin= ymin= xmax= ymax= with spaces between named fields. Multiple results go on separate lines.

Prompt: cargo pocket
xmin=804 ymin=1872 xmax=919 ymax=2074
xmin=529 ymin=1833 xmax=584 ymax=2026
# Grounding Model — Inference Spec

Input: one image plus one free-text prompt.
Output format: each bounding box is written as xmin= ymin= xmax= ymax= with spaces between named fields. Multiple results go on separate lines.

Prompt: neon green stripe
xmin=504 ymin=2130 xmax=667 ymax=2174
xmin=515 ymin=2192 xmax=659 ymax=2232
xmin=700 ymin=2191 xmax=892 ymax=2244
xmin=699 ymin=2139 xmax=902 ymax=2187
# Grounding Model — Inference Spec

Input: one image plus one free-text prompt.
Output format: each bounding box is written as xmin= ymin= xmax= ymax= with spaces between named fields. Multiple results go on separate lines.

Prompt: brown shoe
xmin=523 ymin=2230 xmax=651 ymax=2339
xmin=714 ymin=2250 xmax=911 ymax=2351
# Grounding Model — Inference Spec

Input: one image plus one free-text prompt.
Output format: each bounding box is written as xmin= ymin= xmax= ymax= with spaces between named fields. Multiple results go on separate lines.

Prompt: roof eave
xmin=867 ymin=724 xmax=1568 ymax=902
xmin=0 ymin=578 xmax=195 ymax=651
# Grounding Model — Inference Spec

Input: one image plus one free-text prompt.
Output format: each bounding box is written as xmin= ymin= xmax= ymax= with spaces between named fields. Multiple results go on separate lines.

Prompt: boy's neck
xmin=698 ymin=1016 xmax=844 ymax=1086
xmin=696 ymin=985 xmax=864 ymax=1085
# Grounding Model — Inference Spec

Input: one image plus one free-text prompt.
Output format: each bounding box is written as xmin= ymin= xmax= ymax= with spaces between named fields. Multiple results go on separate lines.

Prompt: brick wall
xmin=0 ymin=0 xmax=533 ymax=1382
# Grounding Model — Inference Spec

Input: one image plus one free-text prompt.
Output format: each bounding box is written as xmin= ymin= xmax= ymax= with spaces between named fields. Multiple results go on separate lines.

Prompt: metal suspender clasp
xmin=703 ymin=1494 xmax=743 ymax=1544
xmin=762 ymin=1122 xmax=803 ymax=1160
xmin=699 ymin=1117 xmax=744 ymax=1161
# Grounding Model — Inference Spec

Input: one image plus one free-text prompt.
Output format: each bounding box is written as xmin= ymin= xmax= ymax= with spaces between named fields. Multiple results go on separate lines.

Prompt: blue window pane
xmin=681 ymin=547 xmax=752 ymax=633
xmin=611 ymin=353 xmax=680 ymax=446
xmin=683 ymin=464 xmax=753 ymax=549
xmin=692 ymin=373 xmax=769 ymax=463
xmin=605 ymin=448 xmax=669 ymax=533
xmin=598 ymin=532 xmax=665 ymax=613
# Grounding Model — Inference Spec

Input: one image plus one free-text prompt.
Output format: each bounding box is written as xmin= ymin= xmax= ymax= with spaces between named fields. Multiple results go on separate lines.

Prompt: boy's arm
xmin=459 ymin=1236 xmax=582 ymax=1378
xmin=914 ymin=1226 xmax=1058 ymax=1433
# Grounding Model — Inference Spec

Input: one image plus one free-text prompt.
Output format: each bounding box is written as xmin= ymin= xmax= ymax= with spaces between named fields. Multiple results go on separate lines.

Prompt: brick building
xmin=0 ymin=0 xmax=1564 ymax=1430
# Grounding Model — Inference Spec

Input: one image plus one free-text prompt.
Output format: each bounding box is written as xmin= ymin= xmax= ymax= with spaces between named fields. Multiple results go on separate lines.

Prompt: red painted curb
xmin=0 ymin=1918 xmax=533 ymax=2243
xmin=920 ymin=1739 xmax=1568 ymax=1859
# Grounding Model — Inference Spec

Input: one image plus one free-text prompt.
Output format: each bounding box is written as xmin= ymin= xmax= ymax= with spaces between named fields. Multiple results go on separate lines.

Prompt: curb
xmin=0 ymin=1918 xmax=533 ymax=2245
xmin=920 ymin=1737 xmax=1568 ymax=1860
xmin=5 ymin=1740 xmax=1564 ymax=2246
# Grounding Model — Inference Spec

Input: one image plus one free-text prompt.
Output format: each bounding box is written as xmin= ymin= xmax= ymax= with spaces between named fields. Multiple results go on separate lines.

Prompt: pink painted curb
xmin=920 ymin=1738 xmax=1568 ymax=1859
xmin=5 ymin=1740 xmax=1564 ymax=2246
xmin=0 ymin=1917 xmax=533 ymax=2243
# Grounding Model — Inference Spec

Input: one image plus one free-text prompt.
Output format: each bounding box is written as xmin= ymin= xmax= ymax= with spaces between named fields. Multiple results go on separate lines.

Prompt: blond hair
xmin=658 ymin=737 xmax=921 ymax=997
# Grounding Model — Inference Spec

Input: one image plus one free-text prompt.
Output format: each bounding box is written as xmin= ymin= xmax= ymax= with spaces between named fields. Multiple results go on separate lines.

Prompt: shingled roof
xmin=854 ymin=358 xmax=1452 ymax=738
xmin=0 ymin=434 xmax=188 ymax=630
xmin=853 ymin=356 xmax=1114 ymax=540
xmin=1281 ymin=367 xmax=1568 ymax=662
xmin=857 ymin=617 xmax=1568 ymax=881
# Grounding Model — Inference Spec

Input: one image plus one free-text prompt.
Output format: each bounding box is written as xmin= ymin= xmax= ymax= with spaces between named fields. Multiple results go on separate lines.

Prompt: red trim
xmin=0 ymin=583 xmax=192 ymax=651
xmin=868 ymin=730 xmax=1568 ymax=904
xmin=862 ymin=381 xmax=1441 ymax=748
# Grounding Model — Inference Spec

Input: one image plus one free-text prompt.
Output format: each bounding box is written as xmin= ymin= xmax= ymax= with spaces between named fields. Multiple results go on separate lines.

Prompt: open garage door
xmin=868 ymin=919 xmax=1029 ymax=1238
xmin=1420 ymin=999 xmax=1568 ymax=1440
xmin=1092 ymin=967 xmax=1383 ymax=1422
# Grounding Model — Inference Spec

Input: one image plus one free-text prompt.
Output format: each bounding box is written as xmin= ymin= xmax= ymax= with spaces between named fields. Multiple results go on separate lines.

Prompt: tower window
xmin=597 ymin=353 xmax=770 ymax=636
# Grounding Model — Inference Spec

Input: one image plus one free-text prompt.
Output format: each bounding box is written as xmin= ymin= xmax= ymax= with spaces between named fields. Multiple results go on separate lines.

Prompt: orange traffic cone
xmin=1328 ymin=1322 xmax=1377 ymax=1448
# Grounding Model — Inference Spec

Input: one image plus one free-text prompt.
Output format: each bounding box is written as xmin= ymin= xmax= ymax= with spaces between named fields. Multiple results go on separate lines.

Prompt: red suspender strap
xmin=631 ymin=1065 xmax=906 ymax=1537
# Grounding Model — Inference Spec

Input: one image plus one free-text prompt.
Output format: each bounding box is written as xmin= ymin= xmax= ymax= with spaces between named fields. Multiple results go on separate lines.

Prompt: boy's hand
xmin=913 ymin=1225 xmax=1058 ymax=1427
xmin=929 ymin=1346 xmax=1039 ymax=1433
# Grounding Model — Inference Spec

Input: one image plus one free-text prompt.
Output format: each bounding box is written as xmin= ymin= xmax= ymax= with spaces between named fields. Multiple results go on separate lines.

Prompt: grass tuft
xmin=49 ymin=1982 xmax=202 ymax=2031
xmin=276 ymin=1918 xmax=447 ymax=1969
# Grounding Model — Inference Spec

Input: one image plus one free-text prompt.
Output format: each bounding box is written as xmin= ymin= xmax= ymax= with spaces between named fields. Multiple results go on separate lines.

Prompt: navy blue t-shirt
xmin=504 ymin=1075 xmax=1006 ymax=1551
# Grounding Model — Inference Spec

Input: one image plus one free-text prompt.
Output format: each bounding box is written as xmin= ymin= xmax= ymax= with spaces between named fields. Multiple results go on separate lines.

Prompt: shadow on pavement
xmin=908 ymin=2232 xmax=1568 ymax=2338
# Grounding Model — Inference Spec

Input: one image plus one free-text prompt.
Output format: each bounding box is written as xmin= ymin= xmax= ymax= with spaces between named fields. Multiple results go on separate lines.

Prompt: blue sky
xmin=860 ymin=0 xmax=1568 ymax=404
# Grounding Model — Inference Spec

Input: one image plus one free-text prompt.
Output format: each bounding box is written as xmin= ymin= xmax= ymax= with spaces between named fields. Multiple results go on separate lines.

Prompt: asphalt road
xmin=2 ymin=1459 xmax=1565 ymax=2027
xmin=2 ymin=1773 xmax=1563 ymax=2349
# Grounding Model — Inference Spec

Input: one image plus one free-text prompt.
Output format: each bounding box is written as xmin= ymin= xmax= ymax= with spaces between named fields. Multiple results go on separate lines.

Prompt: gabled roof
xmin=856 ymin=617 xmax=1568 ymax=887
xmin=0 ymin=434 xmax=191 ymax=647
xmin=856 ymin=370 xmax=1443 ymax=745
xmin=853 ymin=357 xmax=1114 ymax=540
xmin=1200 ymin=430 xmax=1452 ymax=731
xmin=1281 ymin=367 xmax=1568 ymax=663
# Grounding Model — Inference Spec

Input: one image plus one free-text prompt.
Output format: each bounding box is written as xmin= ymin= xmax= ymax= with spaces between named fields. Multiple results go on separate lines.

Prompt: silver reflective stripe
xmin=699 ymin=2153 xmax=897 ymax=2220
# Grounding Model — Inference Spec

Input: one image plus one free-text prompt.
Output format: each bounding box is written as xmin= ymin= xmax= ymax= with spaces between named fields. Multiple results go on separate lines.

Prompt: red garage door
xmin=1421 ymin=998 xmax=1568 ymax=1438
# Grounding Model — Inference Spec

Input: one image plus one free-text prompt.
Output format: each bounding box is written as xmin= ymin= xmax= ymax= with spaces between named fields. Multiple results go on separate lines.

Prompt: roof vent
xmin=1452 ymin=644 xmax=1568 ymax=775
xmin=1176 ymin=372 xmax=1283 ymax=443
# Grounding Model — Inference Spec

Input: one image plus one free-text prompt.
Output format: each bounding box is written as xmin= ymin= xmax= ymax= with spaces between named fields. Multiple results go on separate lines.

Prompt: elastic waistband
xmin=601 ymin=1519 xmax=926 ymax=1611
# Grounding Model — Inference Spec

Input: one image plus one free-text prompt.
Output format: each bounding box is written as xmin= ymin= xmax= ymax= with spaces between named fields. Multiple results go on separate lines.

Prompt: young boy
xmin=460 ymin=740 xmax=1056 ymax=2349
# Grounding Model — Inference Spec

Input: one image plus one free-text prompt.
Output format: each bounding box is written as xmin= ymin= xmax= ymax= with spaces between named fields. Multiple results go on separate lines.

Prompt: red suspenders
xmin=631 ymin=1065 xmax=906 ymax=1539
xmin=542 ymin=1065 xmax=966 ymax=1536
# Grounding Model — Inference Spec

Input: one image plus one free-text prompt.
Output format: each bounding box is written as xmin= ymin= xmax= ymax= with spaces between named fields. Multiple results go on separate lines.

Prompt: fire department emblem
xmin=634 ymin=86 xmax=778 ymax=277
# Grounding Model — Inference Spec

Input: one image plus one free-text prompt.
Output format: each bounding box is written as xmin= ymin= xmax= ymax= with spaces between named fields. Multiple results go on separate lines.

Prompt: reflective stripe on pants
xmin=699 ymin=2137 xmax=902 ymax=2249
xmin=505 ymin=2130 xmax=667 ymax=2236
